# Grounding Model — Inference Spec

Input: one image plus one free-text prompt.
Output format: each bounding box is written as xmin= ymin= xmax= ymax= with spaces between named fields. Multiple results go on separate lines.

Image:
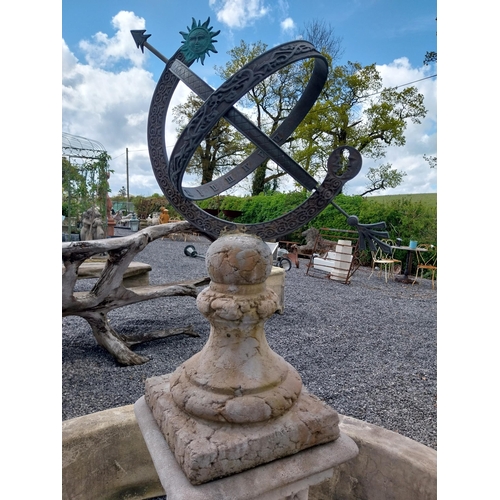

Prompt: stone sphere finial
xmin=168 ymin=231 xmax=302 ymax=425
xmin=205 ymin=231 xmax=272 ymax=285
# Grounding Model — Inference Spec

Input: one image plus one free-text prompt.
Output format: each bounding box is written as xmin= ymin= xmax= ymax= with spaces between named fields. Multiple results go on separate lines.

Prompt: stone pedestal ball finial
xmin=169 ymin=231 xmax=303 ymax=424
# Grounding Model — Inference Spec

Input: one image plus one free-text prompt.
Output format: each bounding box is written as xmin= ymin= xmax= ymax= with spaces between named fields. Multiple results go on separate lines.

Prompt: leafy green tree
xmin=423 ymin=19 xmax=437 ymax=66
xmin=172 ymin=93 xmax=247 ymax=185
xmin=423 ymin=154 xmax=437 ymax=169
xmin=215 ymin=40 xmax=298 ymax=195
xmin=423 ymin=51 xmax=437 ymax=65
xmin=174 ymin=25 xmax=424 ymax=198
xmin=215 ymin=27 xmax=343 ymax=196
xmin=360 ymin=163 xmax=407 ymax=196
xmin=294 ymin=61 xmax=426 ymax=195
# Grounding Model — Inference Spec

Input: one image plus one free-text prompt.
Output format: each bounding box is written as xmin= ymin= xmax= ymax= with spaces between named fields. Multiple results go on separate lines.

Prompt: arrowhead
xmin=130 ymin=30 xmax=151 ymax=53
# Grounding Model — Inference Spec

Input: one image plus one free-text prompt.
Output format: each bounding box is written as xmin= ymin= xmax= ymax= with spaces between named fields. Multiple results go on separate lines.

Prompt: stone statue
xmin=80 ymin=207 xmax=105 ymax=241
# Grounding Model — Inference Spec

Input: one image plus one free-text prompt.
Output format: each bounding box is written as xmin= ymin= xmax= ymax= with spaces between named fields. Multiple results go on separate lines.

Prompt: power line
xmin=110 ymin=149 xmax=148 ymax=161
xmin=359 ymin=74 xmax=437 ymax=100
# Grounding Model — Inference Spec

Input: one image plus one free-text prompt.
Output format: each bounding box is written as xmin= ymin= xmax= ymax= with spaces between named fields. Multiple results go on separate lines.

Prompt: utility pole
xmin=126 ymin=147 xmax=129 ymax=207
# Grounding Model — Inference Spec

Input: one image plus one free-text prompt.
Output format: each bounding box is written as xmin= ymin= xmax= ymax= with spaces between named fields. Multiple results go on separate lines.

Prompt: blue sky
xmin=6 ymin=4 xmax=496 ymax=493
xmin=62 ymin=0 xmax=437 ymax=80
xmin=62 ymin=0 xmax=437 ymax=197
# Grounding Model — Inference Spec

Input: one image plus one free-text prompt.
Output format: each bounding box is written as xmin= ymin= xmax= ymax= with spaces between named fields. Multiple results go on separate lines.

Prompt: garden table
xmin=392 ymin=245 xmax=428 ymax=284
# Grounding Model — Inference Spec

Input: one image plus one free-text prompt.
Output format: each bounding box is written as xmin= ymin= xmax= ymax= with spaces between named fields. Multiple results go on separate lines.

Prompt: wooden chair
xmin=412 ymin=244 xmax=437 ymax=289
xmin=369 ymin=239 xmax=402 ymax=283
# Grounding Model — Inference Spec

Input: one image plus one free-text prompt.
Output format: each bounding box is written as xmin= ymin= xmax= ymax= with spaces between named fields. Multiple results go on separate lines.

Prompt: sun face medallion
xmin=180 ymin=17 xmax=220 ymax=65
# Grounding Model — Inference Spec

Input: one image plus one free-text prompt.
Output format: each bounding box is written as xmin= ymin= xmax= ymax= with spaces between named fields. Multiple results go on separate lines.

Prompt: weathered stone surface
xmin=267 ymin=266 xmax=285 ymax=314
xmin=144 ymin=232 xmax=342 ymax=484
xmin=62 ymin=405 xmax=164 ymax=500
xmin=144 ymin=377 xmax=341 ymax=485
xmin=62 ymin=404 xmax=436 ymax=500
xmin=168 ymin=233 xmax=302 ymax=426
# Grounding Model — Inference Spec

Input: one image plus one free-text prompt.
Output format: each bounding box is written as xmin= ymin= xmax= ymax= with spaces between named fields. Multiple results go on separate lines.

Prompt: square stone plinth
xmin=142 ymin=374 xmax=344 ymax=485
xmin=135 ymin=395 xmax=358 ymax=499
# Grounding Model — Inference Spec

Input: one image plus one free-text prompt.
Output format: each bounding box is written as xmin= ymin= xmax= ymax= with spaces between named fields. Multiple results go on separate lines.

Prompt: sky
xmin=3 ymin=3 xmax=497 ymax=496
xmin=62 ymin=0 xmax=437 ymax=198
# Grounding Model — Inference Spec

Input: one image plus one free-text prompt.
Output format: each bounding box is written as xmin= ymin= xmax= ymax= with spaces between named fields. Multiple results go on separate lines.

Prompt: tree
xmin=172 ymin=93 xmax=247 ymax=186
xmin=293 ymin=61 xmax=427 ymax=193
xmin=301 ymin=19 xmax=344 ymax=61
xmin=423 ymin=154 xmax=437 ymax=169
xmin=215 ymin=22 xmax=344 ymax=195
xmin=423 ymin=51 xmax=437 ymax=65
xmin=174 ymin=27 xmax=425 ymax=197
xmin=62 ymin=152 xmax=112 ymax=220
xmin=215 ymin=40 xmax=296 ymax=195
xmin=360 ymin=163 xmax=407 ymax=197
xmin=423 ymin=18 xmax=437 ymax=65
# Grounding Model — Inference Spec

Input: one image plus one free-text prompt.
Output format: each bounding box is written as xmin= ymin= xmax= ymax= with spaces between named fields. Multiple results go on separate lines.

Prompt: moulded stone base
xmin=144 ymin=373 xmax=341 ymax=485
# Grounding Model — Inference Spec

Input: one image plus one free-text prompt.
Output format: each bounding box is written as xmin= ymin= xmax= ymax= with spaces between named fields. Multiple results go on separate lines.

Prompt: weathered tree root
xmin=62 ymin=222 xmax=209 ymax=365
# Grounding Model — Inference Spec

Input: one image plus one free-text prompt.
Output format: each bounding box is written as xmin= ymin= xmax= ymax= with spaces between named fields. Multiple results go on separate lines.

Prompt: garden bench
xmin=69 ymin=259 xmax=152 ymax=287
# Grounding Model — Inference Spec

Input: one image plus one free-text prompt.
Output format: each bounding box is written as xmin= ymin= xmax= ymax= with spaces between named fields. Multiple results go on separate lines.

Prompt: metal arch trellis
xmin=62 ymin=132 xmax=109 ymax=238
xmin=62 ymin=132 xmax=107 ymax=160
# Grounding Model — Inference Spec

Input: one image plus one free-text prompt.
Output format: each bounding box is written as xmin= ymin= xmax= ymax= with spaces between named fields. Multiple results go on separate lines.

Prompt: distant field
xmin=366 ymin=193 xmax=437 ymax=207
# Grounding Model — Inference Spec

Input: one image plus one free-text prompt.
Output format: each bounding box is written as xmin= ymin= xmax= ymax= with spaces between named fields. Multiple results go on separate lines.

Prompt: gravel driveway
xmin=62 ymin=231 xmax=437 ymax=451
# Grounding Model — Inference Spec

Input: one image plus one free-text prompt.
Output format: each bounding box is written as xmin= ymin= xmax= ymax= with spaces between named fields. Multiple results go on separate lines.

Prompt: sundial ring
xmin=147 ymin=36 xmax=362 ymax=240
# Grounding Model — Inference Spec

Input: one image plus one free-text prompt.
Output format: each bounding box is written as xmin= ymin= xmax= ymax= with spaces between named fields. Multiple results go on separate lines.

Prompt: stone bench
xmin=71 ymin=259 xmax=152 ymax=287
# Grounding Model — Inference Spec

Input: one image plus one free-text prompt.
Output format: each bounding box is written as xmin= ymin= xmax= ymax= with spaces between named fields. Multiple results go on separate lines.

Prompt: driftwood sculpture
xmin=62 ymin=221 xmax=209 ymax=365
xmin=292 ymin=227 xmax=337 ymax=257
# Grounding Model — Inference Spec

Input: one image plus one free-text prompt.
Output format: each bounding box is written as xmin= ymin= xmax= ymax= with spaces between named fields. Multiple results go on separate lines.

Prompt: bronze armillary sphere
xmin=132 ymin=18 xmax=389 ymax=250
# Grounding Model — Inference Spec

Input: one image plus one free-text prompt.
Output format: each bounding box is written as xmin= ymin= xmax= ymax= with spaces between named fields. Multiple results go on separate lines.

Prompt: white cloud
xmin=209 ymin=0 xmax=268 ymax=29
xmin=62 ymin=11 xmax=436 ymax=199
xmin=345 ymin=57 xmax=437 ymax=196
xmin=78 ymin=11 xmax=146 ymax=69
xmin=62 ymin=11 xmax=191 ymax=197
xmin=280 ymin=17 xmax=296 ymax=33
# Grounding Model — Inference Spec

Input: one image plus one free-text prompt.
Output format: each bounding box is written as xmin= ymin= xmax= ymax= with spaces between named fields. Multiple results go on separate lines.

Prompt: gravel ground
xmin=62 ymin=230 xmax=437 ymax=452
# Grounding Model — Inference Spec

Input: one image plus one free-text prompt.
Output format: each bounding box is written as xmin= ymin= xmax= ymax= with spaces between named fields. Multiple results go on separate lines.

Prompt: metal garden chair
xmin=369 ymin=239 xmax=402 ymax=283
xmin=412 ymin=244 xmax=437 ymax=289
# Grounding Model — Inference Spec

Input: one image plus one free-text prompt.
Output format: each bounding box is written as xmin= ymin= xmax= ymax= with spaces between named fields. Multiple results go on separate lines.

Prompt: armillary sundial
xmin=131 ymin=18 xmax=389 ymax=251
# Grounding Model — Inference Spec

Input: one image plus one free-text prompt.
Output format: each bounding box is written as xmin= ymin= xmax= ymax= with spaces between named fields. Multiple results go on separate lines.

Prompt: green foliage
xmin=294 ymin=61 xmax=426 ymax=195
xmin=361 ymin=163 xmax=407 ymax=196
xmin=308 ymin=194 xmax=365 ymax=231
xmin=237 ymin=191 xmax=309 ymax=224
xmin=423 ymin=51 xmax=437 ymax=65
xmin=173 ymin=36 xmax=425 ymax=197
xmin=172 ymin=93 xmax=248 ymax=186
xmin=130 ymin=195 xmax=182 ymax=220
xmin=219 ymin=196 xmax=246 ymax=211
xmin=197 ymin=192 xmax=437 ymax=255
xmin=366 ymin=193 xmax=436 ymax=207
xmin=62 ymin=152 xmax=112 ymax=221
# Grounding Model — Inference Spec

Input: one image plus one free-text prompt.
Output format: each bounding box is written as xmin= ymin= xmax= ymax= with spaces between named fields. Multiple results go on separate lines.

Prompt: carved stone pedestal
xmin=144 ymin=374 xmax=344 ymax=485
xmin=135 ymin=395 xmax=358 ymax=500
xmin=139 ymin=232 xmax=356 ymax=486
